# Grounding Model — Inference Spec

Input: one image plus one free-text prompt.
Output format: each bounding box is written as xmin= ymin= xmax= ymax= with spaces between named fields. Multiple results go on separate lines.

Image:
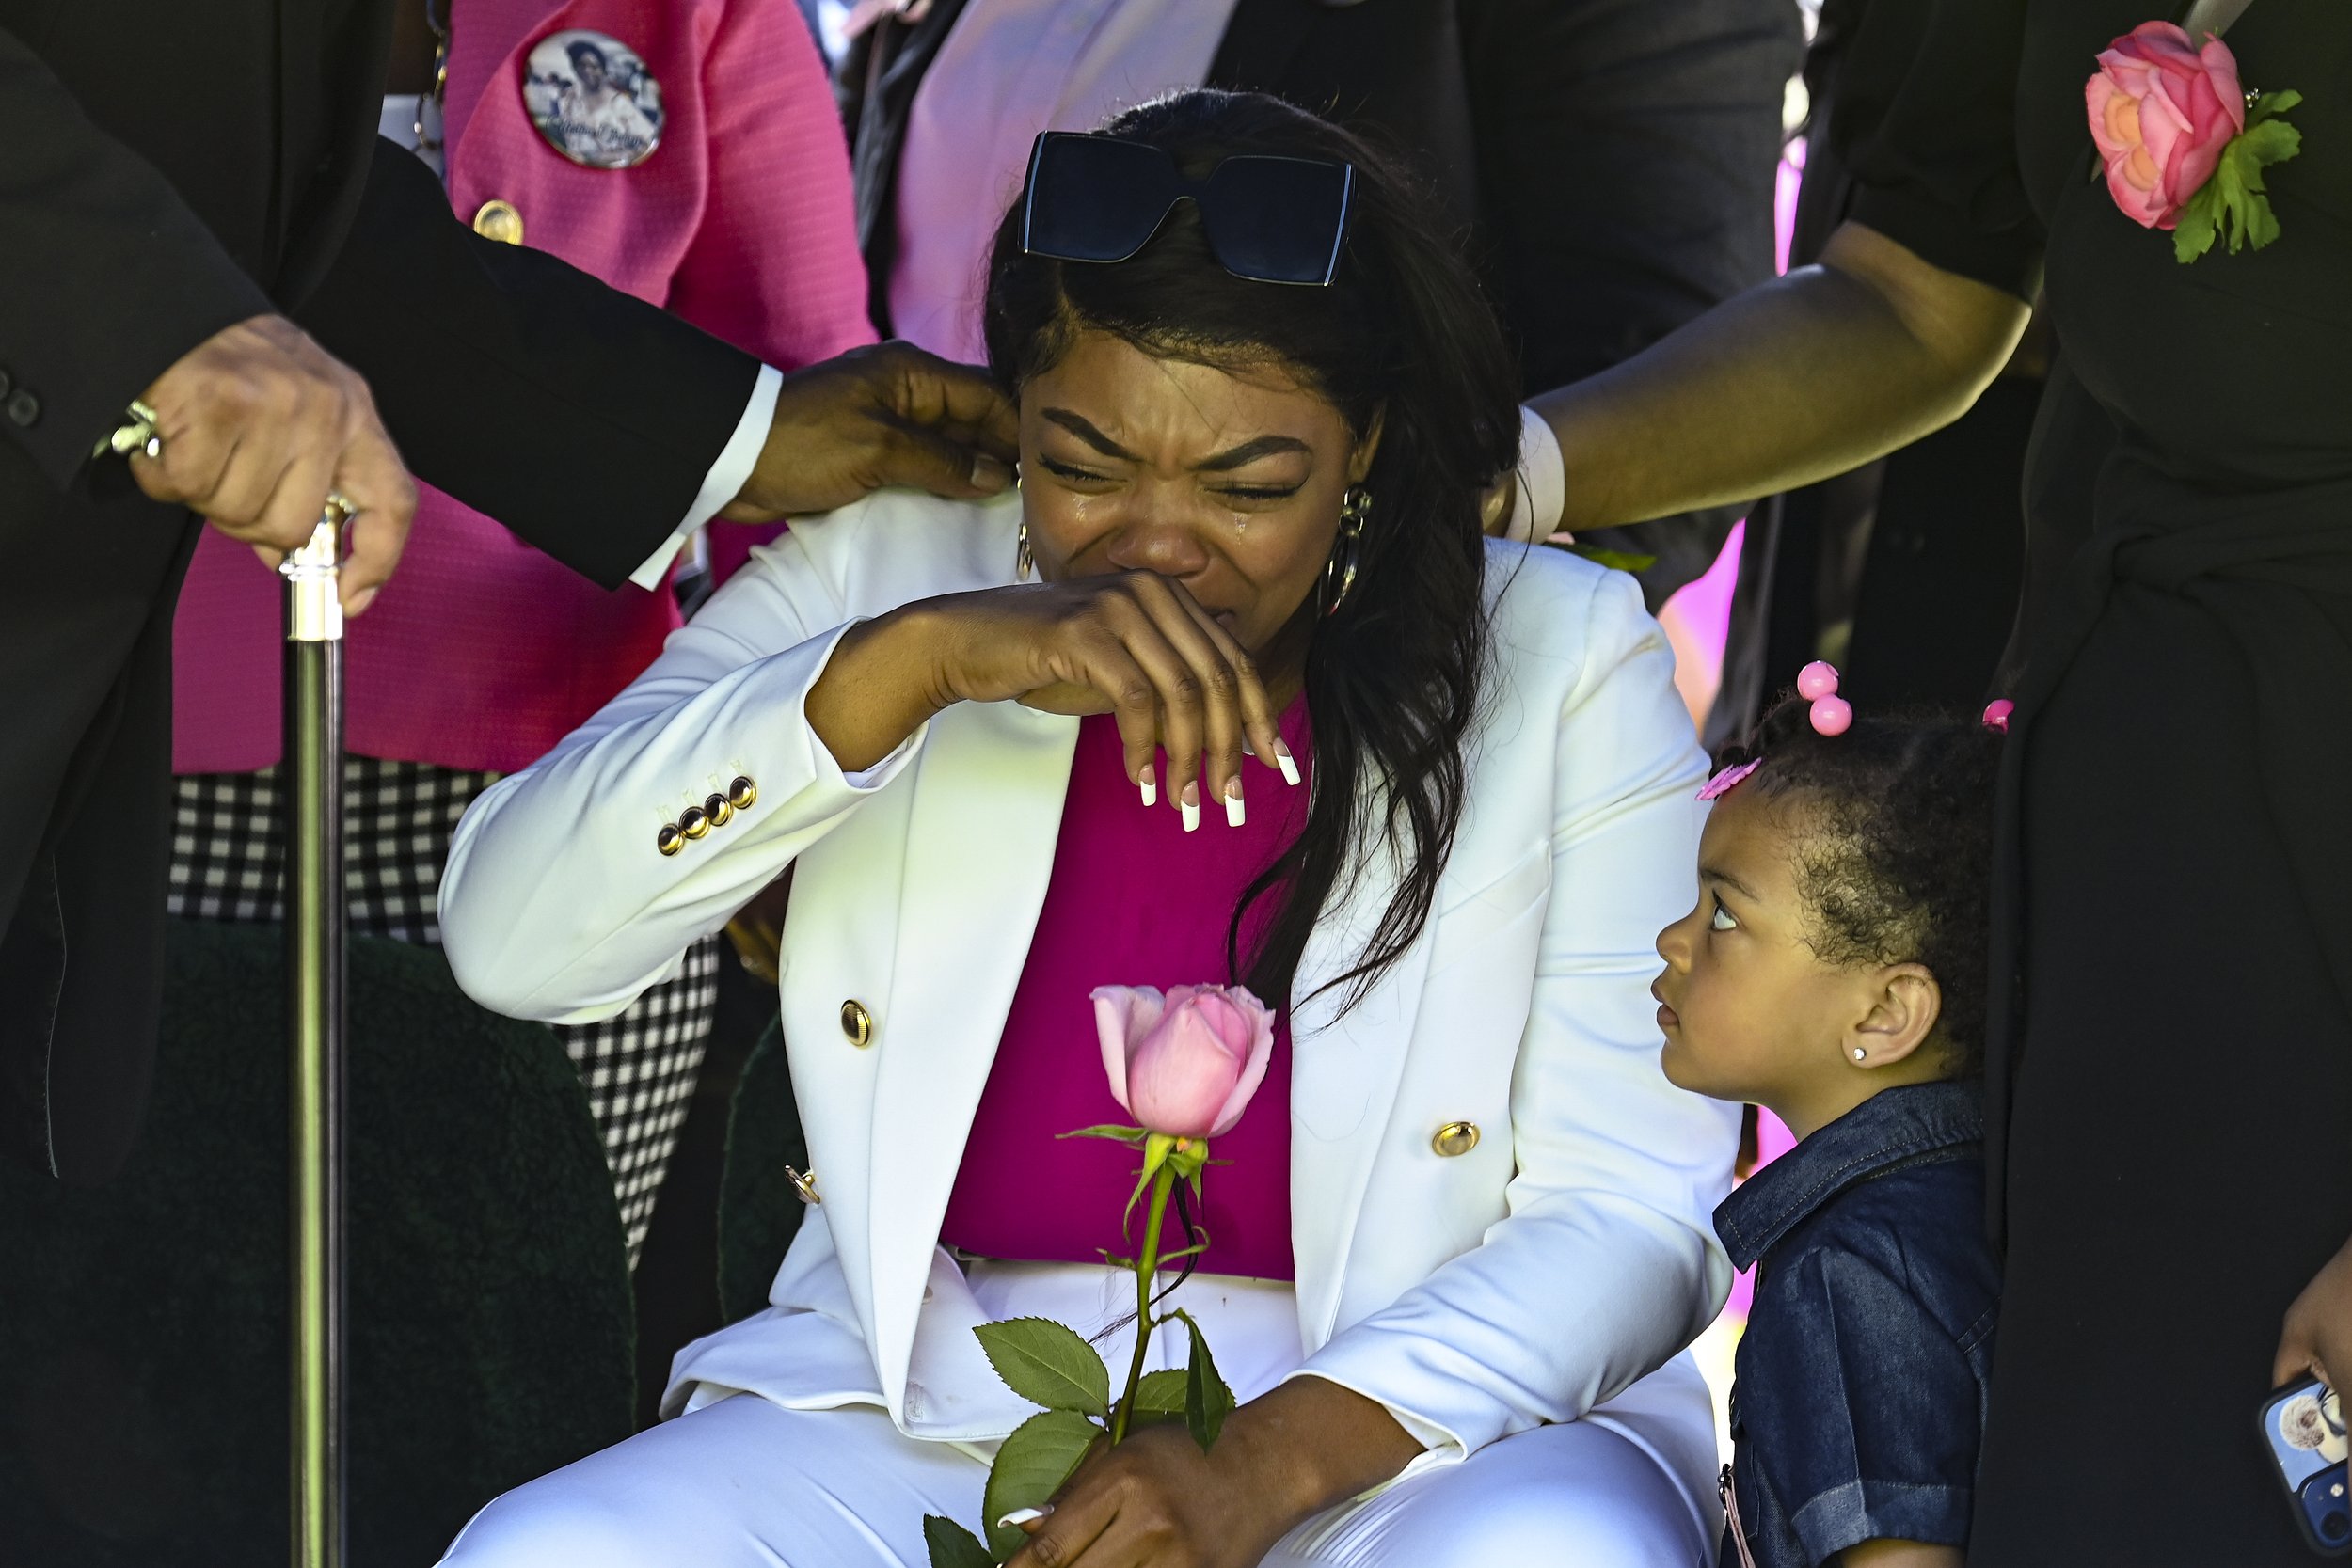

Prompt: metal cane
xmin=105 ymin=404 xmax=354 ymax=1568
xmin=283 ymin=501 xmax=351 ymax=1568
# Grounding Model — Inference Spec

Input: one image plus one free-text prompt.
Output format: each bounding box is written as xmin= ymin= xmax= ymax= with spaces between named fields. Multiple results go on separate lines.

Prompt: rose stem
xmin=1109 ymin=1163 xmax=1178 ymax=1445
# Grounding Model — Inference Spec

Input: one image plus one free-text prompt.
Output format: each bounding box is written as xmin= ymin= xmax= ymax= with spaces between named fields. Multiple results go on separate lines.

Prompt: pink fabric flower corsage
xmin=2086 ymin=23 xmax=2301 ymax=262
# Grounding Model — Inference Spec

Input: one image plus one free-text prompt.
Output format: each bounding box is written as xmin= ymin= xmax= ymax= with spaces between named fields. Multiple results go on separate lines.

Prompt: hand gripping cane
xmin=283 ymin=500 xmax=351 ymax=1568
xmin=107 ymin=403 xmax=353 ymax=1568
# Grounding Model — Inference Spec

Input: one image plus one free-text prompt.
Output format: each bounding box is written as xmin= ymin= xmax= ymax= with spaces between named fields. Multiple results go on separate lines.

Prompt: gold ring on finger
xmin=323 ymin=491 xmax=358 ymax=526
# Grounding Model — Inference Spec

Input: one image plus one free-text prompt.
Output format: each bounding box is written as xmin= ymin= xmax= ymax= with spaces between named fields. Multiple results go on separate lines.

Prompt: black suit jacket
xmin=839 ymin=0 xmax=1805 ymax=610
xmin=0 ymin=0 xmax=761 ymax=1181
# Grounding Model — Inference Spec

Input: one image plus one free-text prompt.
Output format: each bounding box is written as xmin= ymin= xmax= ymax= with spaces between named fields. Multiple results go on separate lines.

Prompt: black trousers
xmin=1972 ymin=581 xmax=2352 ymax=1562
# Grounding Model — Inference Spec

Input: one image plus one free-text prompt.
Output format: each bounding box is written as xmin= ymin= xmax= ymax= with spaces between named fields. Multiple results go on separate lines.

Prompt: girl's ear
xmin=1847 ymin=963 xmax=1944 ymax=1069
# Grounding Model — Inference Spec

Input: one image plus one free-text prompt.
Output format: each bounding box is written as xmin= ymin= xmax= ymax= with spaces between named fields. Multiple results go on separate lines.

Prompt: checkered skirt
xmin=167 ymin=757 xmax=719 ymax=1262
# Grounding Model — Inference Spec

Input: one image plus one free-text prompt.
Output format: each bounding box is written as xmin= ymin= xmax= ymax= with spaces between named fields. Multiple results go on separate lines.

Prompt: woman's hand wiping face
xmin=808 ymin=329 xmax=1376 ymax=829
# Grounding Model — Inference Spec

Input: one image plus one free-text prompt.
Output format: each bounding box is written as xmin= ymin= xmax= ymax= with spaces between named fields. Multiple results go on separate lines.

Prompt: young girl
xmin=1652 ymin=667 xmax=2006 ymax=1568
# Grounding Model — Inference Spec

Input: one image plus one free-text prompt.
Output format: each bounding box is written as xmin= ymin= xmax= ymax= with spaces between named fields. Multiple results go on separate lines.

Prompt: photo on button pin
xmin=523 ymin=28 xmax=661 ymax=169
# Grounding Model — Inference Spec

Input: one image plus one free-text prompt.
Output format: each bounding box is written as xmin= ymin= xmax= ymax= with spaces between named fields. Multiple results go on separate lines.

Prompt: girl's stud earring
xmin=1852 ymin=1047 xmax=1867 ymax=1062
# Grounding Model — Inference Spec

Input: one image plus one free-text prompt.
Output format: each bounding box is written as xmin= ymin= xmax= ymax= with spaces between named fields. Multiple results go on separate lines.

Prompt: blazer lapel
xmin=1285 ymin=836 xmax=1430 ymax=1347
xmin=864 ymin=698 xmax=1078 ymax=1410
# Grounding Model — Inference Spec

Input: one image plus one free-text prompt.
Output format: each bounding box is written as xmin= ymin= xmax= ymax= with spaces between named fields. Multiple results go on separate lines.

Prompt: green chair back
xmin=0 ymin=920 xmax=636 ymax=1566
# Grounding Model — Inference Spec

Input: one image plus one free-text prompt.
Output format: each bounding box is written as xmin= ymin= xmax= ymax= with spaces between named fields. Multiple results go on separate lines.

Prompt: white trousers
xmin=439 ymin=1263 xmax=1721 ymax=1568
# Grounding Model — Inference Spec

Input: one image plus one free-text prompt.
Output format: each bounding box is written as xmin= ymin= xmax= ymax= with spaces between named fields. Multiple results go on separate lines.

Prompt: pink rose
xmin=1092 ymin=984 xmax=1276 ymax=1140
xmin=2086 ymin=23 xmax=2245 ymax=230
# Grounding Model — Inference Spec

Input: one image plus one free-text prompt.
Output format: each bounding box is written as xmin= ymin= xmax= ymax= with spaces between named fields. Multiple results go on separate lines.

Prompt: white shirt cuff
xmin=626 ymin=363 xmax=786 ymax=589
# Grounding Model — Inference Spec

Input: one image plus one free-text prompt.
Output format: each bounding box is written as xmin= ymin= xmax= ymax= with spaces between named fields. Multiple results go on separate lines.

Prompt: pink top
xmin=170 ymin=0 xmax=874 ymax=774
xmin=941 ymin=704 xmax=1312 ymax=1281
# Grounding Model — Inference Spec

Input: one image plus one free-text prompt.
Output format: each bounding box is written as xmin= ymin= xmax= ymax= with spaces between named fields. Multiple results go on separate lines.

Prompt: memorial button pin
xmin=524 ymin=28 xmax=663 ymax=169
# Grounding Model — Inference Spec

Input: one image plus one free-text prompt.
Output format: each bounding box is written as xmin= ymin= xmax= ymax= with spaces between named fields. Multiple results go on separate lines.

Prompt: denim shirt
xmin=1715 ymin=1082 xmax=2001 ymax=1568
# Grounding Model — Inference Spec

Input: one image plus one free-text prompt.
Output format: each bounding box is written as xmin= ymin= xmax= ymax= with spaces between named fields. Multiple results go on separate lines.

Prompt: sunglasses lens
xmin=1202 ymin=157 xmax=1354 ymax=284
xmin=1024 ymin=135 xmax=1178 ymax=262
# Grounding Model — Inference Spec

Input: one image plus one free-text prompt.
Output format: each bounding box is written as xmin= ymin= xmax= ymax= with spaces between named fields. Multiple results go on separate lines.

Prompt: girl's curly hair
xmin=1716 ymin=696 xmax=2004 ymax=1075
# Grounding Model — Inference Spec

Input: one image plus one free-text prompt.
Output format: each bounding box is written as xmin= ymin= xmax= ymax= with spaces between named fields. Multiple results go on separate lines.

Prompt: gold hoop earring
xmin=1016 ymin=517 xmax=1035 ymax=581
xmin=1323 ymin=486 xmax=1371 ymax=617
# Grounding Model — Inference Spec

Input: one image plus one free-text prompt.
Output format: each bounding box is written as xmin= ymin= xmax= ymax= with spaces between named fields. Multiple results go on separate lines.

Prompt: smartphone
xmin=2261 ymin=1377 xmax=2352 ymax=1556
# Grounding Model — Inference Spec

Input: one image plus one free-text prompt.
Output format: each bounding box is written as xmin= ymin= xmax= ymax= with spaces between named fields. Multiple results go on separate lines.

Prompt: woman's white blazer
xmin=439 ymin=490 xmax=1740 ymax=1474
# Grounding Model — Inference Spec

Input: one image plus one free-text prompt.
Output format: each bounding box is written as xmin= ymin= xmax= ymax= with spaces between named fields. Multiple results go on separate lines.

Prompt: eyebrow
xmin=1700 ymin=863 xmax=1762 ymax=903
xmin=1040 ymin=408 xmax=1312 ymax=472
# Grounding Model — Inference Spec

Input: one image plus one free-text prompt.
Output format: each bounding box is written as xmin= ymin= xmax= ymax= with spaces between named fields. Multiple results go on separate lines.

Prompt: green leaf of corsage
xmin=2175 ymin=88 xmax=2304 ymax=263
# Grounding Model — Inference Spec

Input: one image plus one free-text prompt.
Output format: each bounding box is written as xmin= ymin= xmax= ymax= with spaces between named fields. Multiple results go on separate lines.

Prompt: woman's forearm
xmin=1531 ymin=222 xmax=2031 ymax=532
xmin=1222 ymin=1377 xmax=1423 ymax=1525
xmin=803 ymin=606 xmax=953 ymax=772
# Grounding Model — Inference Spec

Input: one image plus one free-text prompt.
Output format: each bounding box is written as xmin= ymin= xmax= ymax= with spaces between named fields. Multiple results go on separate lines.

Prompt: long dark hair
xmin=982 ymin=90 xmax=1522 ymax=1012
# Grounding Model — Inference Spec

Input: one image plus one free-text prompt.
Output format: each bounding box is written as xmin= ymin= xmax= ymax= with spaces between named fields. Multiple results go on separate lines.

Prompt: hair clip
xmin=1981 ymin=698 xmax=2014 ymax=734
xmin=1696 ymin=759 xmax=1760 ymax=801
xmin=1798 ymin=660 xmax=1851 ymax=736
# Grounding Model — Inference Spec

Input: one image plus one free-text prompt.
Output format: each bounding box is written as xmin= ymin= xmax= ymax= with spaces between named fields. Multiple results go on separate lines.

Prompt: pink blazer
xmin=172 ymin=0 xmax=874 ymax=775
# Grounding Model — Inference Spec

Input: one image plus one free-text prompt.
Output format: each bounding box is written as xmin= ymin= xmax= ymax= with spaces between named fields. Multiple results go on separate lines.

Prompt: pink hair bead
xmin=1796 ymin=661 xmax=1841 ymax=702
xmin=1982 ymin=698 xmax=2015 ymax=733
xmin=1809 ymin=694 xmax=1853 ymax=736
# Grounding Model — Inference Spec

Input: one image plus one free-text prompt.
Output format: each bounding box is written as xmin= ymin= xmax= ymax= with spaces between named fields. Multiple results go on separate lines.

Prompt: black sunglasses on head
xmin=1019 ymin=132 xmax=1358 ymax=287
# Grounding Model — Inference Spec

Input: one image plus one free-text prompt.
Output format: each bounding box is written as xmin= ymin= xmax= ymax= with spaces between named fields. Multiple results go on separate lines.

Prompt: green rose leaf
xmin=1057 ymin=1124 xmax=1148 ymax=1146
xmin=2174 ymin=182 xmax=2222 ymax=263
xmin=982 ymin=1409 xmax=1101 ymax=1560
xmin=2180 ymin=91 xmax=2302 ymax=263
xmin=924 ymin=1514 xmax=996 ymax=1568
xmin=2249 ymin=87 xmax=2303 ymax=125
xmin=1131 ymin=1369 xmax=1192 ymax=1419
xmin=975 ymin=1319 xmax=1114 ymax=1416
xmin=1176 ymin=1311 xmax=1237 ymax=1454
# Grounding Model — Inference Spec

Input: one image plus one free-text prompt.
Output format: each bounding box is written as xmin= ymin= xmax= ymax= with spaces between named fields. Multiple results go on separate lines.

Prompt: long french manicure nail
xmin=1180 ymin=784 xmax=1200 ymax=833
xmin=1139 ymin=768 xmax=1157 ymax=808
xmin=1273 ymin=740 xmax=1300 ymax=787
xmin=1224 ymin=782 xmax=1245 ymax=828
xmin=998 ymin=1507 xmax=1053 ymax=1529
